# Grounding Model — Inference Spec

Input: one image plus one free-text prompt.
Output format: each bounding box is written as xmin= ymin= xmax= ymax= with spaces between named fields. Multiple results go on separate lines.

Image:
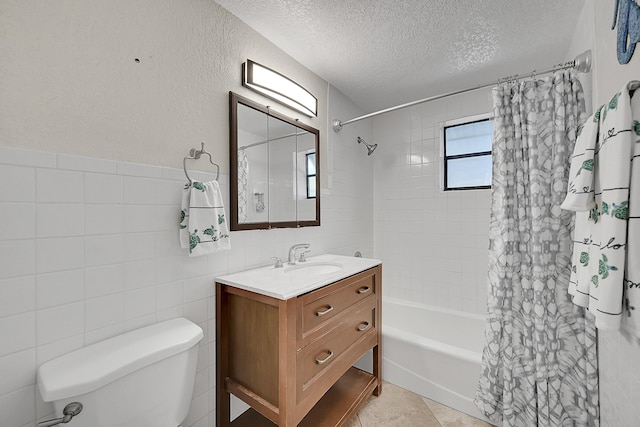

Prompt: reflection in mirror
xmin=237 ymin=103 xmax=268 ymax=224
xmin=268 ymin=114 xmax=297 ymax=223
xmin=230 ymin=92 xmax=320 ymax=231
xmin=296 ymin=130 xmax=317 ymax=222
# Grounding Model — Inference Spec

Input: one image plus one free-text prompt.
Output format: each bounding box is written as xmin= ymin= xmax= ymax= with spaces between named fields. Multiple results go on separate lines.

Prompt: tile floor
xmin=345 ymin=382 xmax=494 ymax=427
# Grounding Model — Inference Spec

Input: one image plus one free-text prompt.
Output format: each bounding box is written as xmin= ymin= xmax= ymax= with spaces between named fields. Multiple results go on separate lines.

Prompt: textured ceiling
xmin=214 ymin=0 xmax=586 ymax=112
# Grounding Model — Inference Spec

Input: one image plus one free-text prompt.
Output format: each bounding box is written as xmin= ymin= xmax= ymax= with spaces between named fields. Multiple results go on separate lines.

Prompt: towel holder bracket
xmin=183 ymin=142 xmax=220 ymax=182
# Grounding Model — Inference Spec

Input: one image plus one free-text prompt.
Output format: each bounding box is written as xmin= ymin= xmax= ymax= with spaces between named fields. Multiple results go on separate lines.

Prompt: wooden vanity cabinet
xmin=216 ymin=265 xmax=382 ymax=427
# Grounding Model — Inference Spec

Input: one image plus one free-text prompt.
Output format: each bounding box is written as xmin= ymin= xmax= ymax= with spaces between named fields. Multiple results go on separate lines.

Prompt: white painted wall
xmin=0 ymin=0 xmax=328 ymax=176
xmin=0 ymin=2 xmax=373 ymax=427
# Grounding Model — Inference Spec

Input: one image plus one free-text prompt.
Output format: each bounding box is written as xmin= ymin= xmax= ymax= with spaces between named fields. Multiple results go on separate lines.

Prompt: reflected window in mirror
xmin=306 ymin=153 xmax=316 ymax=199
xmin=230 ymin=92 xmax=320 ymax=231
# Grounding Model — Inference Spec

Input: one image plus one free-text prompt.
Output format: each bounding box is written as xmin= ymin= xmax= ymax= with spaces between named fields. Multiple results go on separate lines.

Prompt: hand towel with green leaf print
xmin=563 ymin=82 xmax=637 ymax=332
xmin=179 ymin=180 xmax=230 ymax=256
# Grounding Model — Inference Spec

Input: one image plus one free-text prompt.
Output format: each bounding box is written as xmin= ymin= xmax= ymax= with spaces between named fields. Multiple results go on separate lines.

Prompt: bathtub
xmin=357 ymin=297 xmax=495 ymax=424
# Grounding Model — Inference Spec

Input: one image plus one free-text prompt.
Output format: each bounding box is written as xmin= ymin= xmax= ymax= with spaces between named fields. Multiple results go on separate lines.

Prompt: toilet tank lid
xmin=37 ymin=318 xmax=204 ymax=402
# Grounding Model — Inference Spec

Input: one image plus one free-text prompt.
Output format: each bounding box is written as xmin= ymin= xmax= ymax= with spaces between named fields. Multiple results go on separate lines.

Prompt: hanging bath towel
xmin=622 ymin=89 xmax=640 ymax=337
xmin=563 ymin=82 xmax=636 ymax=332
xmin=179 ymin=180 xmax=230 ymax=256
xmin=561 ymin=105 xmax=602 ymax=211
xmin=564 ymin=106 xmax=601 ymax=307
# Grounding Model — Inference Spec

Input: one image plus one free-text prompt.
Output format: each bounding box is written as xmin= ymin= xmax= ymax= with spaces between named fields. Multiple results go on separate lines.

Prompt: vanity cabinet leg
xmin=278 ymin=298 xmax=298 ymax=426
xmin=216 ymin=282 xmax=231 ymax=427
xmin=373 ymin=343 xmax=382 ymax=396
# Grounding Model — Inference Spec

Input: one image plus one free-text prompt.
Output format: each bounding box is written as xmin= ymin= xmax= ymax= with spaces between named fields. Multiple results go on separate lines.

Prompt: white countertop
xmin=215 ymin=254 xmax=381 ymax=300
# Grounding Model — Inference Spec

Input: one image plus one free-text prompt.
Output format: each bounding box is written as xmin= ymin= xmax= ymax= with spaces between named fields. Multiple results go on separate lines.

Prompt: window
xmin=442 ymin=114 xmax=493 ymax=190
xmin=306 ymin=152 xmax=316 ymax=198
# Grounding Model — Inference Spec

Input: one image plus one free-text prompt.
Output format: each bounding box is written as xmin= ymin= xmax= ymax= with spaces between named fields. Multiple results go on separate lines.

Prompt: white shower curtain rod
xmin=239 ymin=130 xmax=311 ymax=150
xmin=332 ymin=50 xmax=592 ymax=133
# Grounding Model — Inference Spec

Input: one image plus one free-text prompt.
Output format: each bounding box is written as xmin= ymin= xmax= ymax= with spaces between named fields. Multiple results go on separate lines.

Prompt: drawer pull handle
xmin=316 ymin=305 xmax=334 ymax=317
xmin=357 ymin=286 xmax=371 ymax=294
xmin=315 ymin=350 xmax=334 ymax=365
xmin=357 ymin=321 xmax=371 ymax=332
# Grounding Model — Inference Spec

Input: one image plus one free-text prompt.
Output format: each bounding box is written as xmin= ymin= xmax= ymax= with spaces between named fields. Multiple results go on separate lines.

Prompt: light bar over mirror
xmin=242 ymin=59 xmax=318 ymax=117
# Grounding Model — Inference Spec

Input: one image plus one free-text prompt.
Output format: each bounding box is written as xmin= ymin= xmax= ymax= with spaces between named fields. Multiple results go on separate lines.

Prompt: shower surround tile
xmin=373 ymin=87 xmax=493 ymax=315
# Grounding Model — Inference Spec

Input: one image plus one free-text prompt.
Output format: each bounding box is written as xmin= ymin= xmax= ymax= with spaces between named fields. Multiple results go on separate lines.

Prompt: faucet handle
xmin=272 ymin=257 xmax=283 ymax=268
xmin=298 ymin=250 xmax=310 ymax=262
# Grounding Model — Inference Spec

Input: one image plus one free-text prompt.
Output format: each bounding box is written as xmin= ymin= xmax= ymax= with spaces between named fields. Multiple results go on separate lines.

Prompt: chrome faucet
xmin=288 ymin=243 xmax=310 ymax=265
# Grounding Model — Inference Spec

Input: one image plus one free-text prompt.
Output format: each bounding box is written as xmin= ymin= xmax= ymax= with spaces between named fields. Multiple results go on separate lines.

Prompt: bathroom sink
xmin=216 ymin=254 xmax=381 ymax=300
xmin=283 ymin=262 xmax=343 ymax=277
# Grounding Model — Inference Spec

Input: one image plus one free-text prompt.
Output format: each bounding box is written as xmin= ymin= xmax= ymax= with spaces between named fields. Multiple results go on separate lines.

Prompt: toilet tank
xmin=37 ymin=318 xmax=204 ymax=427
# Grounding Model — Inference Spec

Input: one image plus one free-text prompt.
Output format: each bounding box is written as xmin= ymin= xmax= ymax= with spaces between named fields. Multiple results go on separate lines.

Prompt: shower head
xmin=357 ymin=137 xmax=377 ymax=156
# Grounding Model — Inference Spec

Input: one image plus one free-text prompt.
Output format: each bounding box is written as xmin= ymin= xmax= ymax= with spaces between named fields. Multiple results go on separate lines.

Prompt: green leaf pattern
xmin=579 ymin=252 xmax=589 ymax=266
xmin=589 ymin=204 xmax=599 ymax=223
xmin=590 ymin=200 xmax=628 ymax=222
xmin=609 ymin=92 xmax=619 ymax=110
xmin=179 ymin=210 xmax=187 ymax=229
xmin=602 ymin=92 xmax=620 ymax=121
xmin=576 ymin=159 xmax=593 ymax=176
xmin=612 ymin=201 xmax=628 ymax=220
xmin=598 ymin=253 xmax=618 ymax=280
xmin=189 ymin=231 xmax=200 ymax=252
xmin=593 ymin=107 xmax=601 ymax=123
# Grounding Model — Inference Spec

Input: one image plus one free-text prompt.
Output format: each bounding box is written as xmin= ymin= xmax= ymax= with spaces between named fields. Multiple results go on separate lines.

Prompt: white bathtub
xmin=376 ymin=298 xmax=495 ymax=424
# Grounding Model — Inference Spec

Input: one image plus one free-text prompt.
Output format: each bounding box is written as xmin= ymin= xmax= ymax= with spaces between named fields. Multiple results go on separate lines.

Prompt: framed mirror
xmin=230 ymin=92 xmax=320 ymax=231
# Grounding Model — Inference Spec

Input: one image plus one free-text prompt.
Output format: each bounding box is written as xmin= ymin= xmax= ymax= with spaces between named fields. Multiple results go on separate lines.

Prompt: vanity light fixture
xmin=242 ymin=59 xmax=317 ymax=117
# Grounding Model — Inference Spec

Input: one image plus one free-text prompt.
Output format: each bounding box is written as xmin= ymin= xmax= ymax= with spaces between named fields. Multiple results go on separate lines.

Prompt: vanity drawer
xmin=299 ymin=268 xmax=376 ymax=343
xmin=297 ymin=298 xmax=376 ymax=395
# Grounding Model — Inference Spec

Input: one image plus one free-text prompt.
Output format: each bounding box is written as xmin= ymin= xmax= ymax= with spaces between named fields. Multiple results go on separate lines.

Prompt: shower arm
xmin=333 ymin=50 xmax=592 ymax=133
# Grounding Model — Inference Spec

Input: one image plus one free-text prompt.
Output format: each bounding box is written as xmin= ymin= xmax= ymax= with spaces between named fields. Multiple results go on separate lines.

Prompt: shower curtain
xmin=475 ymin=70 xmax=599 ymax=426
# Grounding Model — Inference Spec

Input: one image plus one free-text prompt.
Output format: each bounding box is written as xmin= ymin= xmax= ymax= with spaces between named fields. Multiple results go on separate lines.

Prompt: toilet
xmin=37 ymin=318 xmax=204 ymax=427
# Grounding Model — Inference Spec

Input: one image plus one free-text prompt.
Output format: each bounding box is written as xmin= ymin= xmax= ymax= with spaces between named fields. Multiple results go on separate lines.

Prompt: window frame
xmin=441 ymin=113 xmax=493 ymax=191
xmin=305 ymin=152 xmax=316 ymax=199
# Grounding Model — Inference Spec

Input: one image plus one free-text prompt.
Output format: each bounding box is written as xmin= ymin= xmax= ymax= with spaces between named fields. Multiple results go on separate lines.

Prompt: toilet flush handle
xmin=37 ymin=402 xmax=83 ymax=427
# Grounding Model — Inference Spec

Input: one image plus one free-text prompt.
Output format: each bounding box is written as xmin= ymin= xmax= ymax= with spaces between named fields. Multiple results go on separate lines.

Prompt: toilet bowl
xmin=37 ymin=318 xmax=204 ymax=427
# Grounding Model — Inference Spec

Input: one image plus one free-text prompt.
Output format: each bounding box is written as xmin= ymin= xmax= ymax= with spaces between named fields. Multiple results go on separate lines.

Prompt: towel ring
xmin=183 ymin=142 xmax=220 ymax=182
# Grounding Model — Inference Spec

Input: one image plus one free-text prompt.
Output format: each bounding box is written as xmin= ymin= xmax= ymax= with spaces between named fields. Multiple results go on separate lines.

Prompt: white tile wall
xmin=35 ymin=270 xmax=84 ymax=309
xmin=372 ymin=88 xmax=493 ymax=315
xmin=0 ymin=133 xmax=373 ymax=427
xmin=0 ymin=203 xmax=35 ymax=239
